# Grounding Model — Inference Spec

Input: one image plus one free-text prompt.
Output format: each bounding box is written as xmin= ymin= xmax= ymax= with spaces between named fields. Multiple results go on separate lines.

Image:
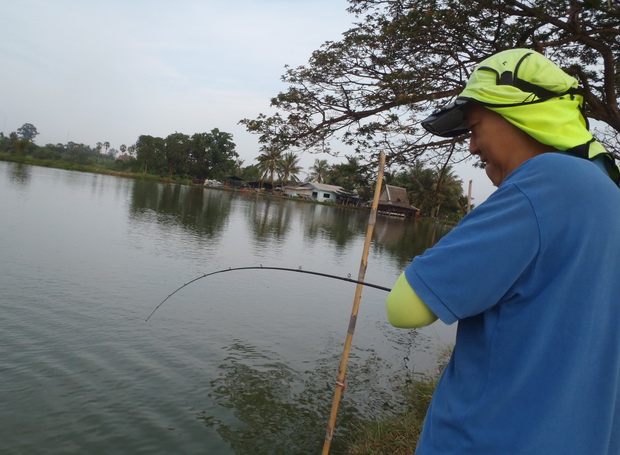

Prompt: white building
xmin=284 ymin=182 xmax=349 ymax=203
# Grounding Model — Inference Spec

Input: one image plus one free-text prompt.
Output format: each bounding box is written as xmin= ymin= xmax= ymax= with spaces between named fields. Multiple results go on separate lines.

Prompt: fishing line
xmin=145 ymin=265 xmax=391 ymax=322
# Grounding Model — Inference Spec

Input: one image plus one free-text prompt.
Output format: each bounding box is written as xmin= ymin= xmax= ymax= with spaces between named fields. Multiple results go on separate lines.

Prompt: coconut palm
xmin=277 ymin=152 xmax=302 ymax=187
xmin=308 ymin=158 xmax=330 ymax=183
xmin=390 ymin=162 xmax=464 ymax=218
xmin=234 ymin=158 xmax=245 ymax=176
xmin=256 ymin=144 xmax=284 ymax=189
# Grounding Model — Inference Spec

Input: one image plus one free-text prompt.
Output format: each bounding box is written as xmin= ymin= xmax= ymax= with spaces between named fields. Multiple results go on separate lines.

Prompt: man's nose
xmin=469 ymin=137 xmax=479 ymax=155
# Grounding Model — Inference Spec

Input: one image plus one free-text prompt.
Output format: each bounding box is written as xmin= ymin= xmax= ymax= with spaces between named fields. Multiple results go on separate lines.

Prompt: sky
xmin=1 ymin=0 xmax=495 ymax=203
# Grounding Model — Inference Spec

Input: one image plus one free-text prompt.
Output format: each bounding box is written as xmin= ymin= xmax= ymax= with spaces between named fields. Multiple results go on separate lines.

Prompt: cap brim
xmin=421 ymin=99 xmax=470 ymax=137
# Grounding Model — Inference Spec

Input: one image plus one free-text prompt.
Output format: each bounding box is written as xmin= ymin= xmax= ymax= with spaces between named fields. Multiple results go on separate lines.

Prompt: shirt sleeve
xmin=385 ymin=272 xmax=438 ymax=328
xmin=405 ymin=183 xmax=540 ymax=324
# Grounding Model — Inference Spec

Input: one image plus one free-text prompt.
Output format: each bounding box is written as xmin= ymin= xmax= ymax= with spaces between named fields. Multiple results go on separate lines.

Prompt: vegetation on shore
xmin=346 ymin=377 xmax=437 ymax=454
xmin=345 ymin=346 xmax=451 ymax=454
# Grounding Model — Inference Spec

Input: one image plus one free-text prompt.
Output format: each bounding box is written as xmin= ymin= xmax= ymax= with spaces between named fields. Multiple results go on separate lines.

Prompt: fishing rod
xmin=145 ymin=265 xmax=391 ymax=322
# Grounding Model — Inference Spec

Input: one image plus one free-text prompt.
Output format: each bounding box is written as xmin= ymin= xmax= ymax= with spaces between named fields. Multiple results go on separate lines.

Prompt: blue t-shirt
xmin=405 ymin=153 xmax=620 ymax=454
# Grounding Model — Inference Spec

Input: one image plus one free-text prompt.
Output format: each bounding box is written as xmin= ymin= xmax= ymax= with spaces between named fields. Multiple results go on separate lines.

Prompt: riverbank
xmin=345 ymin=376 xmax=436 ymax=454
xmin=0 ymin=153 xmax=370 ymax=213
xmin=0 ymin=152 xmax=183 ymax=184
xmin=344 ymin=346 xmax=449 ymax=454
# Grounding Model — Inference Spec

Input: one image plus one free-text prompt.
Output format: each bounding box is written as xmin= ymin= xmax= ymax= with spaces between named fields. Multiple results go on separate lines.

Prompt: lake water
xmin=0 ymin=161 xmax=455 ymax=454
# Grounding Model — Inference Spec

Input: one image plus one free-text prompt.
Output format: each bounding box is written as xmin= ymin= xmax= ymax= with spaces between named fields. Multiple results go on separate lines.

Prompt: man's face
xmin=465 ymin=103 xmax=522 ymax=187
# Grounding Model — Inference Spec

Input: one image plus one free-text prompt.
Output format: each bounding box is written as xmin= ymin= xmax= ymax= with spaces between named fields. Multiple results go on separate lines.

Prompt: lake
xmin=0 ymin=161 xmax=455 ymax=454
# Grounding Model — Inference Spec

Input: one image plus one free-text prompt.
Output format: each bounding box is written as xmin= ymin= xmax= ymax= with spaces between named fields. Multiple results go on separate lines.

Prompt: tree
xmin=189 ymin=129 xmax=238 ymax=180
xmin=164 ymin=132 xmax=191 ymax=176
xmin=308 ymin=158 xmax=330 ymax=183
xmin=234 ymin=158 xmax=245 ymax=176
xmin=277 ymin=152 xmax=302 ymax=186
xmin=256 ymin=144 xmax=284 ymax=188
xmin=389 ymin=161 xmax=465 ymax=218
xmin=327 ymin=155 xmax=372 ymax=200
xmin=242 ymin=0 xmax=620 ymax=170
xmin=241 ymin=164 xmax=261 ymax=182
xmin=136 ymin=135 xmax=166 ymax=175
xmin=16 ymin=123 xmax=39 ymax=142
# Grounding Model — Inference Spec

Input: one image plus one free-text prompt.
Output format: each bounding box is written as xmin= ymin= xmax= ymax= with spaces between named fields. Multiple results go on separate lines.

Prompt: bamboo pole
xmin=321 ymin=151 xmax=386 ymax=455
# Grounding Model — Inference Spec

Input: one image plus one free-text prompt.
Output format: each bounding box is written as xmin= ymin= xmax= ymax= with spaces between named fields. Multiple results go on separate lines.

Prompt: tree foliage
xmin=135 ymin=129 xmax=238 ymax=179
xmin=278 ymin=152 xmax=303 ymax=186
xmin=256 ymin=144 xmax=284 ymax=187
xmin=241 ymin=0 xmax=620 ymax=170
xmin=17 ymin=123 xmax=39 ymax=142
xmin=308 ymin=159 xmax=331 ymax=183
xmin=327 ymin=155 xmax=373 ymax=199
xmin=388 ymin=162 xmax=466 ymax=218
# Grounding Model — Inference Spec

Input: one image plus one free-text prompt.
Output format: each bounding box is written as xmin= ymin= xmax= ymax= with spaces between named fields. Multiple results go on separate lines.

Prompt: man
xmin=386 ymin=49 xmax=620 ymax=454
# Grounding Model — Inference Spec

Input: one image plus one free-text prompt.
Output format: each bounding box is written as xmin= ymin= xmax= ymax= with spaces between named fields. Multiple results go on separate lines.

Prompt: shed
xmin=378 ymin=185 xmax=419 ymax=218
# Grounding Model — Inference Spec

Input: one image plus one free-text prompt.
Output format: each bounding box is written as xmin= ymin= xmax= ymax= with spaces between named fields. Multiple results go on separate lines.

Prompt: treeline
xmin=134 ymin=129 xmax=238 ymax=181
xmin=0 ymin=122 xmax=470 ymax=219
xmin=0 ymin=124 xmax=241 ymax=183
xmin=0 ymin=127 xmax=104 ymax=166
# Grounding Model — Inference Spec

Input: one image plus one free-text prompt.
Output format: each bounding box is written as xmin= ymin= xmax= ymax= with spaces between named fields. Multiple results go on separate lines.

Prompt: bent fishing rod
xmin=145 ymin=265 xmax=391 ymax=322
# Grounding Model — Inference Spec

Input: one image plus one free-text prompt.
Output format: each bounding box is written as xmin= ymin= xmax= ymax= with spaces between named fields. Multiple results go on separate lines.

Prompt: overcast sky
xmin=1 ymin=0 xmax=495 ymax=202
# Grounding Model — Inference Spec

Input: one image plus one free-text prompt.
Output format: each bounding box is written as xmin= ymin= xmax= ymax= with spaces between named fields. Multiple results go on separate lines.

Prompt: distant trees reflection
xmin=128 ymin=179 xmax=451 ymax=269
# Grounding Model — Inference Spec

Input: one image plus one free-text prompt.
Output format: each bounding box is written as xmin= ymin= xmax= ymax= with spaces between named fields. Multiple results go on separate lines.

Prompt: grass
xmin=345 ymin=346 xmax=452 ymax=454
xmin=345 ymin=376 xmax=437 ymax=455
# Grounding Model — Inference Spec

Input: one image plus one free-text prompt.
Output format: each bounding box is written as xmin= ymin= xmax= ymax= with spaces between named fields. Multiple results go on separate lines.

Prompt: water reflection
xmin=198 ymin=336 xmax=438 ymax=455
xmin=373 ymin=218 xmax=453 ymax=269
xmin=302 ymin=205 xmax=369 ymax=251
xmin=129 ymin=181 xmax=233 ymax=239
xmin=7 ymin=162 xmax=31 ymax=186
xmin=128 ymin=181 xmax=452 ymax=270
xmin=246 ymin=198 xmax=294 ymax=243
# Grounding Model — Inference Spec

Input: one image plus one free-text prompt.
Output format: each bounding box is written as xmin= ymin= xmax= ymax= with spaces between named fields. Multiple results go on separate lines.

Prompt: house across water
xmin=283 ymin=182 xmax=361 ymax=205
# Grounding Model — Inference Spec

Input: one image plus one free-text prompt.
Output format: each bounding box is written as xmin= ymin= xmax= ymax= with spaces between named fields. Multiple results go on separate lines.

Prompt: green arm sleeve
xmin=386 ymin=272 xmax=438 ymax=328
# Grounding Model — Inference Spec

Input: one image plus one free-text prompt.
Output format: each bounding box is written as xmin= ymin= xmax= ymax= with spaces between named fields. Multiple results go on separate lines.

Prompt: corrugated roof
xmin=299 ymin=182 xmax=345 ymax=193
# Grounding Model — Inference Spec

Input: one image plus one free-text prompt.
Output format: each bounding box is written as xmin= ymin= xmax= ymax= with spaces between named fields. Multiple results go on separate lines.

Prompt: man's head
xmin=421 ymin=49 xmax=620 ymax=185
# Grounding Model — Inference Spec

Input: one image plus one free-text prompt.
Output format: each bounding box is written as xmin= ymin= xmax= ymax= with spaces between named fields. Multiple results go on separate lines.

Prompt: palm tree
xmin=234 ymin=158 xmax=245 ymax=177
xmin=390 ymin=162 xmax=464 ymax=218
xmin=256 ymin=144 xmax=283 ymax=189
xmin=433 ymin=165 xmax=464 ymax=218
xmin=277 ymin=152 xmax=302 ymax=187
xmin=308 ymin=158 xmax=330 ymax=183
